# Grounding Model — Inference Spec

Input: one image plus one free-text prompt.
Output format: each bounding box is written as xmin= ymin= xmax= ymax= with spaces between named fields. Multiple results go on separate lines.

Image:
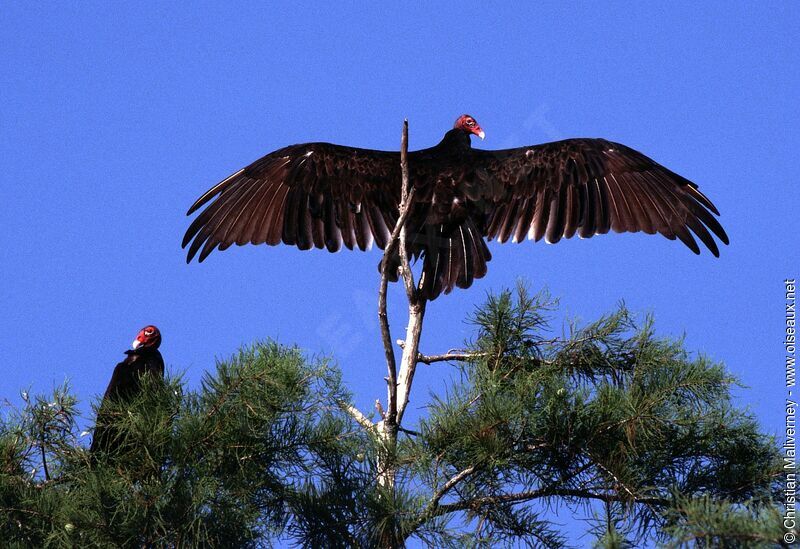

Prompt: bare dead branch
xmin=397 ymin=121 xmax=416 ymax=304
xmin=418 ymin=351 xmax=482 ymax=365
xmin=375 ymin=399 xmax=385 ymax=419
xmin=396 ymin=340 xmax=481 ymax=365
xmin=393 ymin=119 xmax=427 ymax=427
xmin=378 ymin=282 xmax=397 ymax=426
xmin=378 ymin=124 xmax=417 ymax=429
xmin=395 ymin=300 xmax=426 ymax=426
xmin=342 ymin=403 xmax=376 ymax=432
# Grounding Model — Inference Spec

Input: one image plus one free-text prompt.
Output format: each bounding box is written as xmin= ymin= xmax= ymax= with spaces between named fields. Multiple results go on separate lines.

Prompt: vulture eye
xmin=145 ymin=329 xmax=154 ymax=336
xmin=466 ymin=120 xmax=475 ymax=126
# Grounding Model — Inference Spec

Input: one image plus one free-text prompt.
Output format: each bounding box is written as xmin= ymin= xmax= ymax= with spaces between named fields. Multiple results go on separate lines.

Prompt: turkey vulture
xmin=183 ymin=115 xmax=728 ymax=300
xmin=90 ymin=325 xmax=164 ymax=455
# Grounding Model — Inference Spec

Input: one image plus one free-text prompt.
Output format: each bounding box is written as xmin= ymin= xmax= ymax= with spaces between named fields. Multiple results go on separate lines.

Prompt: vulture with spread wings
xmin=183 ymin=115 xmax=728 ymax=300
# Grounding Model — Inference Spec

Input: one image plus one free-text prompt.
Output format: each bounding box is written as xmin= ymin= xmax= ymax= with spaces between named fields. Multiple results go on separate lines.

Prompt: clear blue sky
xmin=1 ymin=1 xmax=796 ymax=536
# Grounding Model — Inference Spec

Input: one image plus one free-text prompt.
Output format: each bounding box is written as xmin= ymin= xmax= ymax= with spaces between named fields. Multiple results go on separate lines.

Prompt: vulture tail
xmin=418 ymin=219 xmax=492 ymax=300
xmin=378 ymin=219 xmax=491 ymax=301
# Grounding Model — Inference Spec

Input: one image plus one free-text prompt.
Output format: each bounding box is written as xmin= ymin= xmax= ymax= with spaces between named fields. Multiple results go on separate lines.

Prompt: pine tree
xmin=0 ymin=287 xmax=784 ymax=547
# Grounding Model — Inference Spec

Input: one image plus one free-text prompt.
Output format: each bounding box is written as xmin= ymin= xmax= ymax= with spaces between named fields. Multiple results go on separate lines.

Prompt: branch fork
xmin=370 ymin=119 xmax=430 ymax=490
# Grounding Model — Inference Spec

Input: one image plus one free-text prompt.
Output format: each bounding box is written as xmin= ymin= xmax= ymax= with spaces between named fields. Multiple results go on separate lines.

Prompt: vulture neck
xmin=125 ymin=347 xmax=160 ymax=357
xmin=435 ymin=129 xmax=472 ymax=154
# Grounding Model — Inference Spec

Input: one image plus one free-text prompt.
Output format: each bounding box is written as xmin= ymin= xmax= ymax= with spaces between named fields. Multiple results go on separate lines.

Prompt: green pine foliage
xmin=0 ymin=344 xmax=375 ymax=547
xmin=0 ymin=289 xmax=785 ymax=547
xmin=407 ymin=285 xmax=782 ymax=546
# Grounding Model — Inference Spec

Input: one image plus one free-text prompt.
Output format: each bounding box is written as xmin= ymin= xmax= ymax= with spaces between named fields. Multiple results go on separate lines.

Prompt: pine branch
xmin=39 ymin=432 xmax=49 ymax=482
xmin=429 ymin=464 xmax=477 ymax=509
xmin=436 ymin=487 xmax=671 ymax=516
xmin=396 ymin=340 xmax=482 ymax=365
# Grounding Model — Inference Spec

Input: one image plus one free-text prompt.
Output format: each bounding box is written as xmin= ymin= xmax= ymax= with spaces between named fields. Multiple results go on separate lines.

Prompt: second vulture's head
xmin=454 ymin=114 xmax=485 ymax=140
xmin=131 ymin=325 xmax=161 ymax=351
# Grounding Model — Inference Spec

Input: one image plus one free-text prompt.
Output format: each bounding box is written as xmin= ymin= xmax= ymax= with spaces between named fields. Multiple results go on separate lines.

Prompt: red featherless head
xmin=131 ymin=325 xmax=161 ymax=351
xmin=454 ymin=114 xmax=485 ymax=140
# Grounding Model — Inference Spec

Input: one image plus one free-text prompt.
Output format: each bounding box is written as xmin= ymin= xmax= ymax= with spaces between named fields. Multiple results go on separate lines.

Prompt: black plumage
xmin=90 ymin=326 xmax=164 ymax=455
xmin=183 ymin=115 xmax=729 ymax=300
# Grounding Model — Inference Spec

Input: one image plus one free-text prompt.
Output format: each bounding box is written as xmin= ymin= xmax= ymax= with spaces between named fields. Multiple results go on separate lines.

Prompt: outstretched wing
xmin=183 ymin=143 xmax=402 ymax=262
xmin=467 ymin=139 xmax=728 ymax=255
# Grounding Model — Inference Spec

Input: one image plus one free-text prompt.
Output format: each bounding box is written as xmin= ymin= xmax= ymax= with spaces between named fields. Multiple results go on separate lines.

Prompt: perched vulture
xmin=183 ymin=115 xmax=728 ymax=300
xmin=90 ymin=325 xmax=164 ymax=455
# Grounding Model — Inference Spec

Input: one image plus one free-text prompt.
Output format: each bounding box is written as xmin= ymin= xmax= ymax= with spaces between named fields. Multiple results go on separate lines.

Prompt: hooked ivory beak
xmin=477 ymin=130 xmax=485 ymax=140
xmin=131 ymin=339 xmax=142 ymax=350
